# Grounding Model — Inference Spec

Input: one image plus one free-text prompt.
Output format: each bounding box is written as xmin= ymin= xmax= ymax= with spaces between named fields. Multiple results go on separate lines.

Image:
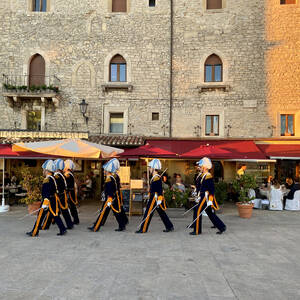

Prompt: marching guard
xmin=64 ymin=159 xmax=80 ymax=225
xmin=190 ymin=157 xmax=226 ymax=235
xmin=136 ymin=159 xmax=174 ymax=234
xmin=98 ymin=159 xmax=129 ymax=228
xmin=41 ymin=159 xmax=74 ymax=230
xmin=26 ymin=160 xmax=67 ymax=237
xmin=88 ymin=159 xmax=127 ymax=232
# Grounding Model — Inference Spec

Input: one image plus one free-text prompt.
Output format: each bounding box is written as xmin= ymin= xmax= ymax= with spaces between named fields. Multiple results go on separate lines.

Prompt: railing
xmin=2 ymin=74 xmax=61 ymax=93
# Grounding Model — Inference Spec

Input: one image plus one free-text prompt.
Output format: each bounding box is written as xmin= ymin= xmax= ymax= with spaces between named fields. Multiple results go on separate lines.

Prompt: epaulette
xmin=105 ymin=176 xmax=111 ymax=183
xmin=205 ymin=173 xmax=213 ymax=180
xmin=55 ymin=174 xmax=60 ymax=179
xmin=64 ymin=173 xmax=70 ymax=178
xmin=43 ymin=178 xmax=49 ymax=184
xmin=153 ymin=176 xmax=160 ymax=182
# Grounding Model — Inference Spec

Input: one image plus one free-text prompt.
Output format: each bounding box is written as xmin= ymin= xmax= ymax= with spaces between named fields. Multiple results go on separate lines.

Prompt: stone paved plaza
xmin=0 ymin=203 xmax=300 ymax=300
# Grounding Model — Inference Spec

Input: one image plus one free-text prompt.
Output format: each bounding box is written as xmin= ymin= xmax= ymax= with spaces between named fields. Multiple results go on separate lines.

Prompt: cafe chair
xmin=285 ymin=190 xmax=300 ymax=211
xmin=248 ymin=188 xmax=263 ymax=209
xmin=269 ymin=188 xmax=283 ymax=211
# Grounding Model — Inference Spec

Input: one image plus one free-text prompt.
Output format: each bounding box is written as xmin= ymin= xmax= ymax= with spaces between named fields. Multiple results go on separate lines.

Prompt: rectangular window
xmin=149 ymin=0 xmax=156 ymax=7
xmin=27 ymin=111 xmax=41 ymax=131
xmin=119 ymin=64 xmax=126 ymax=82
xmin=207 ymin=0 xmax=222 ymax=9
xmin=280 ymin=0 xmax=296 ymax=4
xmin=152 ymin=112 xmax=159 ymax=121
xmin=32 ymin=0 xmax=47 ymax=12
xmin=110 ymin=64 xmax=118 ymax=82
xmin=110 ymin=113 xmax=124 ymax=134
xmin=112 ymin=0 xmax=127 ymax=12
xmin=205 ymin=115 xmax=219 ymax=136
xmin=281 ymin=114 xmax=295 ymax=136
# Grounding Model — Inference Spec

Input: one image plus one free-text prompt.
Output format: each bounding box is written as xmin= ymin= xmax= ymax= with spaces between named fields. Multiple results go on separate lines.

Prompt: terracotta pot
xmin=236 ymin=202 xmax=254 ymax=219
xmin=28 ymin=201 xmax=41 ymax=215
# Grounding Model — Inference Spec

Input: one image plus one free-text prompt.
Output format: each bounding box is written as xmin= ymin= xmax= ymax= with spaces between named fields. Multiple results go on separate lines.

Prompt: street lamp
xmin=79 ymin=99 xmax=89 ymax=124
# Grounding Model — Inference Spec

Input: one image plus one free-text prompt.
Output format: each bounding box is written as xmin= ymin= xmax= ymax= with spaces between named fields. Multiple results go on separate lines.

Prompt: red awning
xmin=0 ymin=144 xmax=55 ymax=159
xmin=147 ymin=140 xmax=267 ymax=160
xmin=257 ymin=144 xmax=300 ymax=159
xmin=120 ymin=144 xmax=178 ymax=158
xmin=181 ymin=145 xmax=231 ymax=159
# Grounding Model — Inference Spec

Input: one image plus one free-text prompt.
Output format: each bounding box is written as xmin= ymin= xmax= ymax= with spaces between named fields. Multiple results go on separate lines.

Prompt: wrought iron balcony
xmin=2 ymin=74 xmax=61 ymax=107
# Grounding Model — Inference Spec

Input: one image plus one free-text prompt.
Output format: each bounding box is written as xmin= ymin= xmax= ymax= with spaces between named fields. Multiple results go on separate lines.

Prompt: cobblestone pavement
xmin=0 ymin=203 xmax=300 ymax=300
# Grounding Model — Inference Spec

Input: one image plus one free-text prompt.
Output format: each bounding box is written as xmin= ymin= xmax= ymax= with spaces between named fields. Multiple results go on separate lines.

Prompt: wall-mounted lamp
xmin=79 ymin=99 xmax=89 ymax=124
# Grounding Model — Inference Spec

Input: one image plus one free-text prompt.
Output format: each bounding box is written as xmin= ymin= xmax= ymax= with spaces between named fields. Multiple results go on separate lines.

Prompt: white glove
xmin=156 ymin=200 xmax=162 ymax=205
xmin=107 ymin=201 xmax=112 ymax=207
xmin=195 ymin=197 xmax=200 ymax=203
xmin=154 ymin=193 xmax=158 ymax=201
xmin=206 ymin=200 xmax=213 ymax=207
xmin=205 ymin=192 xmax=209 ymax=200
xmin=42 ymin=204 xmax=48 ymax=209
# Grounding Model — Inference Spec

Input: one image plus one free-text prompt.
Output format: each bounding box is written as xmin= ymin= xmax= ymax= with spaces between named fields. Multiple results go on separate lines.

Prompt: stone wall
xmin=0 ymin=0 xmax=299 ymax=139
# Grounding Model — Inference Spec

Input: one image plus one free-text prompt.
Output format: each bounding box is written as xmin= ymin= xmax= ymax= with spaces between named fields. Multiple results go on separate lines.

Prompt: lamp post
xmin=79 ymin=99 xmax=89 ymax=124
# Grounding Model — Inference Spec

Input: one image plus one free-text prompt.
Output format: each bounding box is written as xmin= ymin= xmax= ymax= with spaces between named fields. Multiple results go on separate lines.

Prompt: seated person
xmin=4 ymin=173 xmax=11 ymax=187
xmin=171 ymin=174 xmax=186 ymax=193
xmin=162 ymin=174 xmax=170 ymax=191
xmin=285 ymin=177 xmax=300 ymax=200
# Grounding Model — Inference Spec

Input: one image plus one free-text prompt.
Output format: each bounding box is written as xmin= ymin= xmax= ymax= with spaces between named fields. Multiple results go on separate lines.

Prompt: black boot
xmin=163 ymin=227 xmax=174 ymax=232
xmin=115 ymin=227 xmax=125 ymax=232
xmin=88 ymin=226 xmax=95 ymax=232
xmin=216 ymin=226 xmax=226 ymax=235
xmin=57 ymin=230 xmax=67 ymax=236
xmin=135 ymin=229 xmax=143 ymax=234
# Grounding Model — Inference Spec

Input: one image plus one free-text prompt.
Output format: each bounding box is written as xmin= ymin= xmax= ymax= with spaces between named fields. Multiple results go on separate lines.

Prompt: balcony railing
xmin=2 ymin=74 xmax=60 ymax=94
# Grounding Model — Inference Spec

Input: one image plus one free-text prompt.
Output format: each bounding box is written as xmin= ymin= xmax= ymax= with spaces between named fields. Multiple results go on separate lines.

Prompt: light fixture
xmin=79 ymin=99 xmax=89 ymax=124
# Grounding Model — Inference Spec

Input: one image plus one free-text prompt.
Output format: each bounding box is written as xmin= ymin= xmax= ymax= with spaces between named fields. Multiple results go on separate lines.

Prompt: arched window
xmin=204 ymin=54 xmax=222 ymax=82
xmin=112 ymin=0 xmax=127 ymax=12
xmin=110 ymin=55 xmax=127 ymax=82
xmin=32 ymin=0 xmax=47 ymax=12
xmin=29 ymin=54 xmax=45 ymax=86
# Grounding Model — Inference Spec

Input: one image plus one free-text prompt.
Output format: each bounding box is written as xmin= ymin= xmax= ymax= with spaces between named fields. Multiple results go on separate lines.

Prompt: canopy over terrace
xmin=121 ymin=139 xmax=268 ymax=161
xmin=12 ymin=139 xmax=124 ymax=159
xmin=256 ymin=141 xmax=300 ymax=160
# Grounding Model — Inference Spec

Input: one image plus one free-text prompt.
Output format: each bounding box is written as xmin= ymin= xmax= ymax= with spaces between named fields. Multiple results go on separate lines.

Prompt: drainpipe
xmin=169 ymin=0 xmax=173 ymax=138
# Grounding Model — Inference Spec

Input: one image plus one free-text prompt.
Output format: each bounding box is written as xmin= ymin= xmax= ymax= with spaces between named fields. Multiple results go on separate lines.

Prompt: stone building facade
xmin=0 ymin=0 xmax=299 ymax=140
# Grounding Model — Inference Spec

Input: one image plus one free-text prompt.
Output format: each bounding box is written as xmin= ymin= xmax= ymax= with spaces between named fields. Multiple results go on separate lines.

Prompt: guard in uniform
xmin=190 ymin=157 xmax=226 ymax=235
xmin=41 ymin=159 xmax=74 ymax=230
xmin=88 ymin=159 xmax=126 ymax=232
xmin=136 ymin=159 xmax=174 ymax=234
xmin=26 ymin=160 xmax=67 ymax=237
xmin=99 ymin=159 xmax=128 ymax=228
xmin=64 ymin=159 xmax=79 ymax=225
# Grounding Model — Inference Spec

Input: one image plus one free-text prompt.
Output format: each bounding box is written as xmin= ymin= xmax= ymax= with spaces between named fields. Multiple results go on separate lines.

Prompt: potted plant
xmin=232 ymin=174 xmax=257 ymax=218
xmin=19 ymin=167 xmax=44 ymax=214
xmin=164 ymin=188 xmax=190 ymax=218
xmin=214 ymin=180 xmax=228 ymax=213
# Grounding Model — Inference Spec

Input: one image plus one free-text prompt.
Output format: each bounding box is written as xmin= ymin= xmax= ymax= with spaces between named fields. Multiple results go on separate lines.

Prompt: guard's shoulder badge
xmin=205 ymin=173 xmax=213 ymax=180
xmin=64 ymin=173 xmax=70 ymax=178
xmin=105 ymin=176 xmax=111 ymax=183
xmin=43 ymin=178 xmax=49 ymax=184
xmin=55 ymin=174 xmax=60 ymax=179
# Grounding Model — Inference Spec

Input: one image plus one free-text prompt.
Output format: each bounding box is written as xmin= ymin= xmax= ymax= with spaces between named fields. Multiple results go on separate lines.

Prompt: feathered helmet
xmin=148 ymin=159 xmax=162 ymax=170
xmin=42 ymin=160 xmax=55 ymax=173
xmin=54 ymin=159 xmax=65 ymax=171
xmin=196 ymin=159 xmax=203 ymax=166
xmin=64 ymin=159 xmax=75 ymax=171
xmin=200 ymin=157 xmax=212 ymax=170
xmin=103 ymin=158 xmax=120 ymax=173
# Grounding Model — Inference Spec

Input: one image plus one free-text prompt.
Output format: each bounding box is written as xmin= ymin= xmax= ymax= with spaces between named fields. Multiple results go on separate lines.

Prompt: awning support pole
xmin=0 ymin=158 xmax=9 ymax=212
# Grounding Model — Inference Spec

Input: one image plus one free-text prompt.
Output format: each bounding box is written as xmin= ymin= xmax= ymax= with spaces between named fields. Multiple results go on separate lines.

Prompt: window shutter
xmin=29 ymin=54 xmax=45 ymax=86
xmin=207 ymin=0 xmax=222 ymax=9
xmin=112 ymin=0 xmax=127 ymax=12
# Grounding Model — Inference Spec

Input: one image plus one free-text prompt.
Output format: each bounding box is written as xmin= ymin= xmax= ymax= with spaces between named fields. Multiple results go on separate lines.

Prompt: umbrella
xmin=12 ymin=139 xmax=124 ymax=159
xmin=180 ymin=144 xmax=231 ymax=159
